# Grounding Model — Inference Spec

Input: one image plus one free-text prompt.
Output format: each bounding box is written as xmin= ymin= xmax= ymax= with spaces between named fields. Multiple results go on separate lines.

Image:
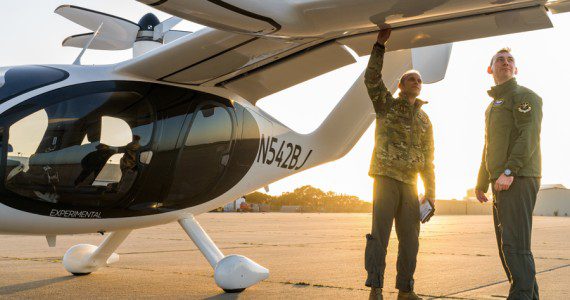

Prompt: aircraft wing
xmin=116 ymin=1 xmax=562 ymax=103
xmin=138 ymin=0 xmax=557 ymax=38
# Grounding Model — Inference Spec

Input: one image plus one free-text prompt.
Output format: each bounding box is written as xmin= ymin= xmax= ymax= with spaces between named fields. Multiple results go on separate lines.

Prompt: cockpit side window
xmin=164 ymin=101 xmax=234 ymax=208
xmin=4 ymin=90 xmax=153 ymax=208
xmin=0 ymin=66 xmax=68 ymax=104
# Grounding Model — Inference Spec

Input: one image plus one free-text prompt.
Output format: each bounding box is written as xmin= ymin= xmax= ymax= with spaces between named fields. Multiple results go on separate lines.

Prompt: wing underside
xmin=116 ymin=2 xmax=555 ymax=103
xmin=139 ymin=0 xmax=549 ymax=38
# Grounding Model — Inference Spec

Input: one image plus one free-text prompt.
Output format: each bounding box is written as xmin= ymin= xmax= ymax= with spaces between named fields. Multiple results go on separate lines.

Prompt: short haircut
xmin=399 ymin=70 xmax=421 ymax=84
xmin=490 ymin=47 xmax=512 ymax=67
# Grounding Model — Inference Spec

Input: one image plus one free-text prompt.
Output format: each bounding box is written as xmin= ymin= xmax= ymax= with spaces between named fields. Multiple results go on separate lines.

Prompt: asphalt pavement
xmin=0 ymin=213 xmax=568 ymax=299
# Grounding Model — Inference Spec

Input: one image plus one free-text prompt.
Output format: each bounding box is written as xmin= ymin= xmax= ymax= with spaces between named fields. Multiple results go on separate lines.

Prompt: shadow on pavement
xmin=0 ymin=276 xmax=75 ymax=295
xmin=203 ymin=292 xmax=244 ymax=300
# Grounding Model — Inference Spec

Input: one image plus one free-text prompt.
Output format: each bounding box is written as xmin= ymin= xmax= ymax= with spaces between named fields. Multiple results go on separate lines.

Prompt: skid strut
xmin=63 ymin=230 xmax=131 ymax=275
xmin=179 ymin=215 xmax=269 ymax=292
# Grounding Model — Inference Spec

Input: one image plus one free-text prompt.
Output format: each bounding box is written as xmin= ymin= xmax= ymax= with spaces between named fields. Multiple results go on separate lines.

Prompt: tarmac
xmin=0 ymin=213 xmax=568 ymax=299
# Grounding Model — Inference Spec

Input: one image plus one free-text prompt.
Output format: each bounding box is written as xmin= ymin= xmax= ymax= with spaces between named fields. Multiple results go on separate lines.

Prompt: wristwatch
xmin=504 ymin=169 xmax=513 ymax=176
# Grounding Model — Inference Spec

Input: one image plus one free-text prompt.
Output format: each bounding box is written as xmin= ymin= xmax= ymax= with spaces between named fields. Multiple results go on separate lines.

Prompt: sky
xmin=1 ymin=1 xmax=570 ymax=201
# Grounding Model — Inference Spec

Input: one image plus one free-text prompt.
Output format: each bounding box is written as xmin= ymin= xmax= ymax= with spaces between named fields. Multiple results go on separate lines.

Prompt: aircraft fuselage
xmin=0 ymin=64 xmax=295 ymax=234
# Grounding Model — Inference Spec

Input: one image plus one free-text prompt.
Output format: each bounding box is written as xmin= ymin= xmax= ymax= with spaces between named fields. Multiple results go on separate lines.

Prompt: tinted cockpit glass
xmin=4 ymin=90 xmax=153 ymax=207
xmin=0 ymin=66 xmax=68 ymax=103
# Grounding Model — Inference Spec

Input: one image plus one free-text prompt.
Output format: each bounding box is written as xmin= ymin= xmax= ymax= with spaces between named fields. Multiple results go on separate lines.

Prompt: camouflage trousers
xmin=365 ymin=176 xmax=420 ymax=292
xmin=493 ymin=177 xmax=540 ymax=300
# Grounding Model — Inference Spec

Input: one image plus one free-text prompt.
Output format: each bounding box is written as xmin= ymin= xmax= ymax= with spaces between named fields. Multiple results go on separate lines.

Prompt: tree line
xmin=246 ymin=185 xmax=372 ymax=213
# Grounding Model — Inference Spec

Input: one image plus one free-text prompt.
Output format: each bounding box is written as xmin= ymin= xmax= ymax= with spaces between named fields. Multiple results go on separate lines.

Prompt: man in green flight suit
xmin=365 ymin=28 xmax=435 ymax=300
xmin=475 ymin=48 xmax=543 ymax=300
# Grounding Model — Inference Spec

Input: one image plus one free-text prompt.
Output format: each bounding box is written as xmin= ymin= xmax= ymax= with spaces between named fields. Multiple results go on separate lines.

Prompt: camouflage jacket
xmin=120 ymin=140 xmax=141 ymax=171
xmin=365 ymin=43 xmax=436 ymax=199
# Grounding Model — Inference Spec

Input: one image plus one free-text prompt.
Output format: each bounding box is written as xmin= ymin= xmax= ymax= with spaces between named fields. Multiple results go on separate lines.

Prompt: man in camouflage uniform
xmin=365 ymin=28 xmax=435 ymax=300
xmin=119 ymin=134 xmax=141 ymax=173
xmin=476 ymin=48 xmax=542 ymax=300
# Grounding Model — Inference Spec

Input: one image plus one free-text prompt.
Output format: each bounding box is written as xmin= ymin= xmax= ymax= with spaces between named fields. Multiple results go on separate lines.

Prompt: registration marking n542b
xmin=256 ymin=134 xmax=312 ymax=170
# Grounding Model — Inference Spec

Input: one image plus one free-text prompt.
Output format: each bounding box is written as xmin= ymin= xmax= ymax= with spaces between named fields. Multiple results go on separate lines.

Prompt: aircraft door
xmin=162 ymin=100 xmax=235 ymax=209
xmin=131 ymin=87 xmax=195 ymax=211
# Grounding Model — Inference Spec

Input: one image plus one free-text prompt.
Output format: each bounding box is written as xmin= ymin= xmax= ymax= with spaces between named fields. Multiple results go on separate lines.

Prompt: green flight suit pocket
xmin=365 ymin=234 xmax=380 ymax=273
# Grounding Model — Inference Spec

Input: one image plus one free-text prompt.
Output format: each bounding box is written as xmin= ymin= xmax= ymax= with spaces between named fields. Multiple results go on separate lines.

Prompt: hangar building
xmin=534 ymin=184 xmax=570 ymax=217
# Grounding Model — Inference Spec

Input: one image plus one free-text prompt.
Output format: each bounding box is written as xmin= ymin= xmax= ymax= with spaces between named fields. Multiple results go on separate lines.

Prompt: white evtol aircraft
xmin=1 ymin=0 xmax=569 ymax=293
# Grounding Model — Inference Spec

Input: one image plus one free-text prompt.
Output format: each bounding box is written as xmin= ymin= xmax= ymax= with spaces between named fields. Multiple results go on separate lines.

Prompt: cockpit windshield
xmin=4 ymin=89 xmax=154 ymax=208
xmin=0 ymin=66 xmax=68 ymax=103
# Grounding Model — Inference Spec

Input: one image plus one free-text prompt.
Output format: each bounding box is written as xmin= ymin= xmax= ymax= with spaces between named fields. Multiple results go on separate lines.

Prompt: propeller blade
xmin=153 ymin=17 xmax=182 ymax=40
xmin=163 ymin=30 xmax=192 ymax=44
xmin=55 ymin=5 xmax=139 ymax=46
xmin=63 ymin=32 xmax=135 ymax=50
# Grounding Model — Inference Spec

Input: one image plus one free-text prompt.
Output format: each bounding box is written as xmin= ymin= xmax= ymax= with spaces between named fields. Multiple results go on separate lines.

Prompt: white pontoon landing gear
xmin=63 ymin=230 xmax=131 ymax=276
xmin=179 ymin=215 xmax=269 ymax=293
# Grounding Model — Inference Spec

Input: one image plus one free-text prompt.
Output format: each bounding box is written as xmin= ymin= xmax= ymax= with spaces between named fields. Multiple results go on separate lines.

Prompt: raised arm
xmin=365 ymin=29 xmax=395 ymax=114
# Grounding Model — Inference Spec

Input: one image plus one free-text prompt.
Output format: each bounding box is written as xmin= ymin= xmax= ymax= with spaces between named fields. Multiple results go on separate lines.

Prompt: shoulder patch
xmin=517 ymin=102 xmax=532 ymax=113
xmin=493 ymin=99 xmax=504 ymax=106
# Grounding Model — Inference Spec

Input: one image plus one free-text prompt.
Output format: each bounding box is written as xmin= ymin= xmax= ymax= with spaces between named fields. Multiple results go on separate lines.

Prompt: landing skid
xmin=60 ymin=216 xmax=268 ymax=293
xmin=179 ymin=215 xmax=269 ymax=292
xmin=63 ymin=230 xmax=131 ymax=275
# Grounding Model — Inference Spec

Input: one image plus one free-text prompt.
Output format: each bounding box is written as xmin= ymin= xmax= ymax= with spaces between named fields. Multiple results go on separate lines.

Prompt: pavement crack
xmin=272 ymin=281 xmax=475 ymax=299
xmin=434 ymin=264 xmax=570 ymax=299
xmin=0 ymin=256 xmax=61 ymax=264
xmin=534 ymin=256 xmax=570 ymax=261
xmin=418 ymin=251 xmax=569 ymax=262
xmin=271 ymin=280 xmax=365 ymax=292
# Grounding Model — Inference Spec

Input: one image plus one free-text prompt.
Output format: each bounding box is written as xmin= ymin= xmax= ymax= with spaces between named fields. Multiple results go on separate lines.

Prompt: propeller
xmin=55 ymin=5 xmax=191 ymax=52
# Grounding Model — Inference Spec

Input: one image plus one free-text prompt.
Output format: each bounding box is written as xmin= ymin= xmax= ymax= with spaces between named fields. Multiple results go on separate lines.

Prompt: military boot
xmin=369 ymin=287 xmax=383 ymax=300
xmin=397 ymin=290 xmax=422 ymax=300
